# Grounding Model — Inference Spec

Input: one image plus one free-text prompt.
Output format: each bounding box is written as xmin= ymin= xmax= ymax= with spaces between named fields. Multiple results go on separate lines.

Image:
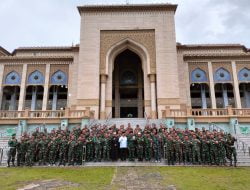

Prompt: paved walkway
xmin=107 ymin=167 xmax=167 ymax=190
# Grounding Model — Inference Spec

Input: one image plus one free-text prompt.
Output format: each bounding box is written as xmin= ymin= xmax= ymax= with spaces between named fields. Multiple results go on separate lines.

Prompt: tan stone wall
xmin=49 ymin=64 xmax=69 ymax=84
xmin=236 ymin=61 xmax=250 ymax=73
xmin=67 ymin=52 xmax=79 ymax=108
xmin=3 ymin=64 xmax=23 ymax=85
xmin=177 ymin=51 xmax=191 ymax=107
xmin=100 ymin=30 xmax=156 ymax=74
xmin=26 ymin=64 xmax=46 ymax=82
xmin=78 ymin=9 xmax=180 ymax=118
xmin=212 ymin=61 xmax=233 ymax=83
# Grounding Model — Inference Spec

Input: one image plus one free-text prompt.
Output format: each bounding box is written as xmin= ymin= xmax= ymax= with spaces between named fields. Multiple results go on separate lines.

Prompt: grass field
xmin=0 ymin=167 xmax=250 ymax=190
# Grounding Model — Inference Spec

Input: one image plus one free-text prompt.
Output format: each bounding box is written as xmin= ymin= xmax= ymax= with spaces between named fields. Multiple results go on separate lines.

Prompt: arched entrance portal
xmin=112 ymin=49 xmax=144 ymax=118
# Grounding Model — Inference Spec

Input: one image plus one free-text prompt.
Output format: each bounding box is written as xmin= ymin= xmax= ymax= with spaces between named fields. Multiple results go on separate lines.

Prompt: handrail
xmin=208 ymin=122 xmax=225 ymax=132
xmin=209 ymin=123 xmax=250 ymax=157
xmin=144 ymin=111 xmax=149 ymax=126
xmin=236 ymin=138 xmax=250 ymax=156
xmin=104 ymin=111 xmax=112 ymax=126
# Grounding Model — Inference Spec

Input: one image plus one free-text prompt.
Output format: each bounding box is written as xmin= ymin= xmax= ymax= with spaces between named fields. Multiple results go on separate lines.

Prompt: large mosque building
xmin=0 ymin=4 xmax=250 ymax=138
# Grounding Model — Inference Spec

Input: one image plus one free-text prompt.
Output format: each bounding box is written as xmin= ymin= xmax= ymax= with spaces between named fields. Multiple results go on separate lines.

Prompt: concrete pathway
xmin=107 ymin=167 xmax=167 ymax=190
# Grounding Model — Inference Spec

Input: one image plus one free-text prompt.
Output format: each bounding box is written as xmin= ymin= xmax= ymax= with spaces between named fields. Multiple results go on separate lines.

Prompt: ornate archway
xmin=100 ymin=38 xmax=157 ymax=119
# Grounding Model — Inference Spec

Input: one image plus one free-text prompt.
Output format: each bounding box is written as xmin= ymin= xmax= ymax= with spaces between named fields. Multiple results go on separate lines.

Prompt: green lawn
xmin=0 ymin=167 xmax=250 ymax=190
xmin=0 ymin=167 xmax=115 ymax=190
xmin=158 ymin=167 xmax=250 ymax=190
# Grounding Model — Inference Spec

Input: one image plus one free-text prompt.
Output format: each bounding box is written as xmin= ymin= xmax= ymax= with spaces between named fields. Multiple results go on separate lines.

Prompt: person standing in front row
xmin=119 ymin=132 xmax=127 ymax=161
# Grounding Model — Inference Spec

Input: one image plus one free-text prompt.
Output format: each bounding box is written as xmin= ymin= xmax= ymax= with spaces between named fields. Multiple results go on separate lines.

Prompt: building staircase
xmin=0 ymin=137 xmax=9 ymax=165
xmin=235 ymin=134 xmax=250 ymax=166
xmin=0 ymin=119 xmax=250 ymax=166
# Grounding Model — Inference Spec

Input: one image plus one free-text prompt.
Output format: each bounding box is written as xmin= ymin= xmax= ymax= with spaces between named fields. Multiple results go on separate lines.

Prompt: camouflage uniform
xmin=37 ymin=138 xmax=48 ymax=165
xmin=152 ymin=135 xmax=161 ymax=162
xmin=26 ymin=139 xmax=37 ymax=166
xmin=174 ymin=138 xmax=183 ymax=164
xmin=209 ymin=139 xmax=219 ymax=165
xmin=227 ymin=136 xmax=237 ymax=167
xmin=137 ymin=135 xmax=144 ymax=161
xmin=48 ymin=140 xmax=58 ymax=165
xmin=165 ymin=138 xmax=174 ymax=165
xmin=201 ymin=138 xmax=210 ymax=165
xmin=7 ymin=135 xmax=18 ymax=167
xmin=102 ymin=136 xmax=111 ymax=161
xmin=127 ymin=135 xmax=136 ymax=161
xmin=144 ymin=135 xmax=152 ymax=161
xmin=218 ymin=139 xmax=226 ymax=165
xmin=93 ymin=136 xmax=102 ymax=162
xmin=86 ymin=136 xmax=94 ymax=161
xmin=68 ymin=139 xmax=77 ymax=165
xmin=59 ymin=138 xmax=68 ymax=165
xmin=191 ymin=138 xmax=201 ymax=164
xmin=183 ymin=139 xmax=191 ymax=164
xmin=75 ymin=139 xmax=84 ymax=165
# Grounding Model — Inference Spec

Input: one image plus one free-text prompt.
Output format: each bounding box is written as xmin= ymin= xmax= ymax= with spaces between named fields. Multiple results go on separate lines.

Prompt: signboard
xmin=6 ymin=128 xmax=16 ymax=137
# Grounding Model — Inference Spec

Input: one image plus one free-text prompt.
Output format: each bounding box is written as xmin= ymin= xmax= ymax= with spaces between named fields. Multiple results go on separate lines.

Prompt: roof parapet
xmin=77 ymin=3 xmax=177 ymax=14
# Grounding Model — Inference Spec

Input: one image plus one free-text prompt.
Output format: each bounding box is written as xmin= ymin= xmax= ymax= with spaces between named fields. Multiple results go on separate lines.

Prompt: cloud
xmin=0 ymin=0 xmax=249 ymax=52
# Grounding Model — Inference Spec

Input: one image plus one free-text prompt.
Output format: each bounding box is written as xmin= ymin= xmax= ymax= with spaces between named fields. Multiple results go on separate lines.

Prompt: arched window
xmin=27 ymin=70 xmax=45 ymax=85
xmin=51 ymin=70 xmax=67 ymax=85
xmin=5 ymin=71 xmax=21 ymax=85
xmin=214 ymin=68 xmax=231 ymax=82
xmin=238 ymin=68 xmax=250 ymax=81
xmin=190 ymin=68 xmax=208 ymax=82
xmin=120 ymin=71 xmax=137 ymax=85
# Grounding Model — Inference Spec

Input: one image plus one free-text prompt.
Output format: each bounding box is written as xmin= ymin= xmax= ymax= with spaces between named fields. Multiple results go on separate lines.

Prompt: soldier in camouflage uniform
xmin=68 ymin=136 xmax=77 ymax=165
xmin=144 ymin=133 xmax=152 ymax=161
xmin=48 ymin=137 xmax=58 ymax=165
xmin=165 ymin=135 xmax=174 ymax=165
xmin=191 ymin=135 xmax=201 ymax=164
xmin=227 ymin=134 xmax=237 ymax=167
xmin=16 ymin=137 xmax=26 ymax=166
xmin=137 ymin=133 xmax=144 ymax=161
xmin=7 ymin=134 xmax=18 ymax=167
xmin=59 ymin=135 xmax=68 ymax=166
xmin=93 ymin=133 xmax=102 ymax=162
xmin=183 ymin=135 xmax=191 ymax=165
xmin=174 ymin=135 xmax=182 ymax=164
xmin=86 ymin=134 xmax=94 ymax=161
xmin=127 ymin=132 xmax=136 ymax=161
xmin=102 ymin=133 xmax=111 ymax=161
xmin=75 ymin=136 xmax=85 ymax=165
xmin=209 ymin=134 xmax=219 ymax=165
xmin=218 ymin=136 xmax=226 ymax=165
xmin=201 ymin=136 xmax=210 ymax=165
xmin=26 ymin=136 xmax=37 ymax=166
xmin=152 ymin=133 xmax=161 ymax=162
xmin=37 ymin=136 xmax=48 ymax=165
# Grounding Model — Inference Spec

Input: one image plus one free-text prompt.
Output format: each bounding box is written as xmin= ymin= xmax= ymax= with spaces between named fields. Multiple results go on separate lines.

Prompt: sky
xmin=0 ymin=0 xmax=249 ymax=52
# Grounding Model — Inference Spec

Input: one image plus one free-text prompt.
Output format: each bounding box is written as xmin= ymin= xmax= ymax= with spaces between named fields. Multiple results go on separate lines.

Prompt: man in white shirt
xmin=119 ymin=132 xmax=128 ymax=161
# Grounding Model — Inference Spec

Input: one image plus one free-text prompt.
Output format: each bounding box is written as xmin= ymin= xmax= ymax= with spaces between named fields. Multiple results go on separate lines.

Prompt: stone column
xmin=42 ymin=64 xmax=50 ymax=110
xmin=201 ymin=84 xmax=207 ymax=109
xmin=231 ymin=61 xmax=242 ymax=108
xmin=0 ymin=64 xmax=4 ymax=109
xmin=31 ymin=86 xmax=37 ymax=111
xmin=138 ymin=65 xmax=143 ymax=118
xmin=149 ymin=74 xmax=157 ymax=119
xmin=222 ymin=84 xmax=229 ymax=107
xmin=208 ymin=61 xmax=216 ymax=108
xmin=52 ymin=86 xmax=58 ymax=111
xmin=10 ymin=86 xmax=17 ymax=110
xmin=115 ymin=67 xmax=120 ymax=118
xmin=100 ymin=74 xmax=107 ymax=119
xmin=18 ymin=64 xmax=27 ymax=111
xmin=243 ymin=84 xmax=250 ymax=107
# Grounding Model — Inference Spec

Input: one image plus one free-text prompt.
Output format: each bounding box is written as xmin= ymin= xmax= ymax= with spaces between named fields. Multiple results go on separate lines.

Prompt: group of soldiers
xmin=7 ymin=123 xmax=237 ymax=167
